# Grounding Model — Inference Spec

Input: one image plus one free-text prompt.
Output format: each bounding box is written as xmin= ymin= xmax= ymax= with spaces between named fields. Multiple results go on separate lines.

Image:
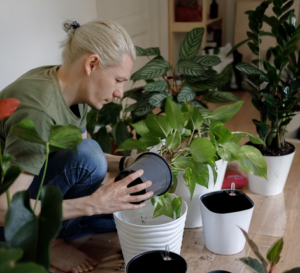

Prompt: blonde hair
xmin=61 ymin=20 xmax=136 ymax=68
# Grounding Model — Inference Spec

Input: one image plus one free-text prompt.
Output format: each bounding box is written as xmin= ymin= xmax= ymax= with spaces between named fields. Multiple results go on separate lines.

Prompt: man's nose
xmin=113 ymin=89 xmax=123 ymax=99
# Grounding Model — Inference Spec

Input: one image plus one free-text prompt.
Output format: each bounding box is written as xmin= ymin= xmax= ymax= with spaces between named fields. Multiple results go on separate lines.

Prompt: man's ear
xmin=84 ymin=54 xmax=100 ymax=76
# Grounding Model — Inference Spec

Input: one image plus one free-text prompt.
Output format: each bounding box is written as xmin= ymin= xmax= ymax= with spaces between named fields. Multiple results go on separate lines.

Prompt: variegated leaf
xmin=193 ymin=55 xmax=221 ymax=66
xmin=177 ymin=86 xmax=196 ymax=102
xmin=180 ymin=28 xmax=205 ymax=60
xmin=144 ymin=80 xmax=168 ymax=92
xmin=174 ymin=59 xmax=205 ymax=76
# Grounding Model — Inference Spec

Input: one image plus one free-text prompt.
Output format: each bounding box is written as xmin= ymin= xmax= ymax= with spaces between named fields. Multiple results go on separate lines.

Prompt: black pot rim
xmin=136 ymin=152 xmax=173 ymax=196
xmin=245 ymin=141 xmax=296 ymax=157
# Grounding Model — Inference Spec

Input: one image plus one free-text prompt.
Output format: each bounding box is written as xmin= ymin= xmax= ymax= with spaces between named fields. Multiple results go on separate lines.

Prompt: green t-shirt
xmin=0 ymin=66 xmax=88 ymax=175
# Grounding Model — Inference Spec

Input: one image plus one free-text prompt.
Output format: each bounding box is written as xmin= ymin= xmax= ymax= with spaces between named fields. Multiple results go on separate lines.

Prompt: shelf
xmin=207 ymin=17 xmax=222 ymax=25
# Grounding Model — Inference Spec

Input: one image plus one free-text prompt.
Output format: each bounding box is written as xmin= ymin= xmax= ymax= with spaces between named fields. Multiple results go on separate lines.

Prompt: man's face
xmin=87 ymin=54 xmax=133 ymax=110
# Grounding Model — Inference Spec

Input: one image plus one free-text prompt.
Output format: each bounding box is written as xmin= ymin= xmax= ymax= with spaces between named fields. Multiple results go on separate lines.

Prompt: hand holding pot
xmin=89 ymin=170 xmax=153 ymax=214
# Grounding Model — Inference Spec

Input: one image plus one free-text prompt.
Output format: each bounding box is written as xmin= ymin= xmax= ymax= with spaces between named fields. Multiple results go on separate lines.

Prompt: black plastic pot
xmin=126 ymin=250 xmax=188 ymax=273
xmin=115 ymin=152 xmax=172 ymax=204
xmin=208 ymin=271 xmax=232 ymax=273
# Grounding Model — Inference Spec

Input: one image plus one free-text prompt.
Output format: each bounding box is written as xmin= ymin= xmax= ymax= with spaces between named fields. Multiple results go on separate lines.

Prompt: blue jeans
xmin=0 ymin=139 xmax=116 ymax=241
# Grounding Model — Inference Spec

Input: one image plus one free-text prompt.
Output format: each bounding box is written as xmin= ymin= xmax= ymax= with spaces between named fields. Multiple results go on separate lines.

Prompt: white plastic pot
xmin=113 ymin=200 xmax=188 ymax=265
xmin=248 ymin=146 xmax=296 ymax=196
xmin=175 ymin=159 xmax=228 ymax=228
xmin=200 ymin=190 xmax=254 ymax=255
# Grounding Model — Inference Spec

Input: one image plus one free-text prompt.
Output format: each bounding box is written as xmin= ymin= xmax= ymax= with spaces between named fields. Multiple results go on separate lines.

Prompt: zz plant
xmin=234 ymin=0 xmax=300 ymax=155
xmin=116 ymin=97 xmax=267 ymax=219
xmin=0 ymin=98 xmax=82 ymax=272
xmin=123 ymin=27 xmax=236 ymax=123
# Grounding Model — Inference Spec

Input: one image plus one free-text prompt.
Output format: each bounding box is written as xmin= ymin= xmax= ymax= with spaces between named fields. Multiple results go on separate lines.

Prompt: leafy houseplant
xmin=87 ymin=100 xmax=132 ymax=156
xmin=122 ymin=27 xmax=237 ymax=124
xmin=116 ymin=97 xmax=267 ymax=219
xmin=234 ymin=0 xmax=300 ymax=155
xmin=238 ymin=228 xmax=300 ymax=273
xmin=0 ymin=98 xmax=82 ymax=272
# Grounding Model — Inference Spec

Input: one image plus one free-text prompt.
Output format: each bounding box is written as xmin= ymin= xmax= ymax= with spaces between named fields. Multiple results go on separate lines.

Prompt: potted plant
xmin=0 ymin=98 xmax=82 ymax=272
xmin=116 ymin=97 xmax=267 ymax=228
xmin=234 ymin=0 xmax=299 ymax=195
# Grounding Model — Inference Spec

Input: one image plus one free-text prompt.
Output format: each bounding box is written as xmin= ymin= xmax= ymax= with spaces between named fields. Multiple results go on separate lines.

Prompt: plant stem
xmin=6 ymin=190 xmax=10 ymax=207
xmin=34 ymin=142 xmax=49 ymax=212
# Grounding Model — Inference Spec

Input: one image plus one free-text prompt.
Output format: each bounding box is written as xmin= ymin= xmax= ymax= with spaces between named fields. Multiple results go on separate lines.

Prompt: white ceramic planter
xmin=175 ymin=159 xmax=228 ymax=228
xmin=200 ymin=190 xmax=254 ymax=255
xmin=248 ymin=146 xmax=296 ymax=196
xmin=113 ymin=200 xmax=188 ymax=265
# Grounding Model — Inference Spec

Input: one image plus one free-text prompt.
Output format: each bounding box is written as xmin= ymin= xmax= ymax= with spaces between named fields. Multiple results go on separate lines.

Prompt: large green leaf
xmin=170 ymin=172 xmax=178 ymax=194
xmin=236 ymin=145 xmax=267 ymax=179
xmin=0 ymin=166 xmax=22 ymax=195
xmin=5 ymin=186 xmax=62 ymax=269
xmin=210 ymin=101 xmax=244 ymax=123
xmin=93 ymin=127 xmax=111 ymax=154
xmin=267 ymin=238 xmax=283 ymax=266
xmin=284 ymin=269 xmax=300 ymax=273
xmin=232 ymin=132 xmax=265 ymax=145
xmin=191 ymin=101 xmax=212 ymax=115
xmin=183 ymin=168 xmax=196 ymax=200
xmin=191 ymin=161 xmax=209 ymax=188
xmin=210 ymin=121 xmax=233 ymax=144
xmin=193 ymin=55 xmax=221 ymax=66
xmin=152 ymin=196 xmax=173 ymax=219
xmin=135 ymin=46 xmax=160 ymax=56
xmin=133 ymin=100 xmax=154 ymax=117
xmin=149 ymin=93 xmax=168 ymax=107
xmin=165 ymin=97 xmax=185 ymax=132
xmin=181 ymin=101 xmax=203 ymax=130
xmin=174 ymin=60 xmax=205 ymax=76
xmin=49 ymin=124 xmax=82 ymax=152
xmin=144 ymin=80 xmax=168 ymax=92
xmin=95 ymin=102 xmax=122 ymax=126
xmin=146 ymin=114 xmax=172 ymax=138
xmin=217 ymin=141 xmax=245 ymax=161
xmin=180 ymin=28 xmax=205 ymax=60
xmin=236 ymin=63 xmax=269 ymax=82
xmin=172 ymin=156 xmax=194 ymax=169
xmin=203 ymin=91 xmax=239 ymax=103
xmin=238 ymin=257 xmax=267 ymax=273
xmin=131 ymin=120 xmax=150 ymax=136
xmin=177 ymin=86 xmax=196 ymax=103
xmin=116 ymin=139 xmax=147 ymax=152
xmin=10 ymin=120 xmax=46 ymax=145
xmin=190 ymin=138 xmax=216 ymax=162
xmin=131 ymin=56 xmax=169 ymax=81
xmin=139 ymin=135 xmax=160 ymax=147
xmin=172 ymin=197 xmax=182 ymax=219
xmin=166 ymin=131 xmax=181 ymax=150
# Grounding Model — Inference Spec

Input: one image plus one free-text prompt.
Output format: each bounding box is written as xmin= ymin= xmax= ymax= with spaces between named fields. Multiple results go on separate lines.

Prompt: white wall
xmin=0 ymin=0 xmax=97 ymax=90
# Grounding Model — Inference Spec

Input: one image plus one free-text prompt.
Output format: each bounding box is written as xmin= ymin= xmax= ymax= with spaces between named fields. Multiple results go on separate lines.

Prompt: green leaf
xmin=174 ymin=60 xmax=205 ymax=76
xmin=273 ymin=6 xmax=283 ymax=17
xmin=165 ymin=97 xmax=185 ymax=132
xmin=125 ymin=103 xmax=137 ymax=112
xmin=181 ymin=101 xmax=203 ymax=130
xmin=133 ymin=100 xmax=154 ymax=117
xmin=253 ymin=119 xmax=270 ymax=139
xmin=209 ymin=162 xmax=218 ymax=185
xmin=232 ymin=132 xmax=265 ymax=145
xmin=191 ymin=101 xmax=212 ymax=115
xmin=203 ymin=91 xmax=239 ymax=103
xmin=267 ymin=238 xmax=283 ymax=266
xmin=283 ymin=268 xmax=300 ymax=273
xmin=153 ymin=196 xmax=173 ymax=219
xmin=172 ymin=197 xmax=182 ymax=219
xmin=217 ymin=141 xmax=245 ymax=161
xmin=131 ymin=56 xmax=169 ymax=81
xmin=144 ymin=80 xmax=168 ymax=91
xmin=238 ymin=257 xmax=268 ymax=273
xmin=236 ymin=145 xmax=268 ymax=179
xmin=0 ymin=166 xmax=22 ymax=195
xmin=280 ymin=9 xmax=295 ymax=22
xmin=5 ymin=186 xmax=62 ymax=269
xmin=236 ymin=63 xmax=269 ymax=82
xmin=183 ymin=168 xmax=196 ymax=200
xmin=135 ymin=46 xmax=160 ymax=56
xmin=177 ymin=86 xmax=195 ymax=103
xmin=274 ymin=56 xmax=289 ymax=70
xmin=10 ymin=120 xmax=46 ymax=145
xmin=191 ymin=161 xmax=209 ymax=188
xmin=180 ymin=28 xmax=205 ymax=60
xmin=1 ymin=154 xmax=15 ymax=174
xmin=247 ymin=31 xmax=259 ymax=44
xmin=93 ymin=127 xmax=111 ymax=154
xmin=248 ymin=42 xmax=259 ymax=55
xmin=172 ymin=156 xmax=194 ymax=169
xmin=116 ymin=139 xmax=147 ymax=152
xmin=131 ymin=120 xmax=150 ymax=136
xmin=289 ymin=11 xmax=297 ymax=27
xmin=190 ymin=138 xmax=216 ymax=162
xmin=149 ymin=93 xmax=168 ymax=107
xmin=193 ymin=55 xmax=221 ymax=66
xmin=95 ymin=102 xmax=123 ymax=126
xmin=210 ymin=101 xmax=244 ymax=123
xmin=146 ymin=114 xmax=172 ymax=138
xmin=210 ymin=121 xmax=233 ymax=143
xmin=49 ymin=124 xmax=82 ymax=152
xmin=166 ymin=131 xmax=181 ymax=150
xmin=169 ymin=172 xmax=178 ymax=193
xmin=115 ymin=122 xmax=131 ymax=147
xmin=0 ymin=248 xmax=23 ymax=264
xmin=139 ymin=135 xmax=161 ymax=147
xmin=263 ymin=61 xmax=276 ymax=73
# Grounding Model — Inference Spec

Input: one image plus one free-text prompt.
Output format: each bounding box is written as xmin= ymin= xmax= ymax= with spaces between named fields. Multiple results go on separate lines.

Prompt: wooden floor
xmin=55 ymin=91 xmax=300 ymax=273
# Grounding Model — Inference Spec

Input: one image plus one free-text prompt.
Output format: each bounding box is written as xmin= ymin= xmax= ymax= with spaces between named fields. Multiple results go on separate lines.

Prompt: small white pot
xmin=175 ymin=159 xmax=228 ymax=228
xmin=248 ymin=145 xmax=296 ymax=196
xmin=199 ymin=190 xmax=254 ymax=255
xmin=113 ymin=200 xmax=188 ymax=265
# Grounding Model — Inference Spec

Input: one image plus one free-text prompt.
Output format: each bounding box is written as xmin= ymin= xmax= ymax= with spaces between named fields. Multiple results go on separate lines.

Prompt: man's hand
xmin=88 ymin=170 xmax=153 ymax=215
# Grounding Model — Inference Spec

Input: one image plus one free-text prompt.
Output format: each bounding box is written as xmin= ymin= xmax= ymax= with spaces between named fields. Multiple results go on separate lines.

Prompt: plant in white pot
xmin=235 ymin=0 xmax=300 ymax=195
xmin=117 ymin=97 xmax=267 ymax=229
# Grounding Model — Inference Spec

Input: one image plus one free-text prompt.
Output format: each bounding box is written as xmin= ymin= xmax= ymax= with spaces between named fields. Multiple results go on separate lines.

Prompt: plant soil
xmin=247 ymin=142 xmax=296 ymax=156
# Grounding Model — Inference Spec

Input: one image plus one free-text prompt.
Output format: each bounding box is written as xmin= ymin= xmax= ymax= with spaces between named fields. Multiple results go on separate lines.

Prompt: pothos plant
xmin=233 ymin=0 xmax=300 ymax=155
xmin=122 ymin=27 xmax=236 ymax=124
xmin=238 ymin=228 xmax=300 ymax=273
xmin=116 ymin=97 xmax=268 ymax=219
xmin=0 ymin=98 xmax=82 ymax=272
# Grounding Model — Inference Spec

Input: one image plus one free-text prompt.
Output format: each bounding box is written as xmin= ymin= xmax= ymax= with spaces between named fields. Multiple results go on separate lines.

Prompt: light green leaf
xmin=144 ymin=80 xmax=168 ymax=91
xmin=0 ymin=166 xmax=22 ymax=195
xmin=10 ymin=119 xmax=46 ymax=145
xmin=146 ymin=114 xmax=172 ymax=138
xmin=180 ymin=28 xmax=205 ymax=60
xmin=166 ymin=131 xmax=181 ymax=150
xmin=131 ymin=56 xmax=169 ymax=81
xmin=177 ymin=86 xmax=196 ymax=102
xmin=172 ymin=156 xmax=194 ymax=169
xmin=172 ymin=197 xmax=182 ymax=219
xmin=153 ymin=196 xmax=173 ymax=219
xmin=190 ymin=138 xmax=216 ymax=162
xmin=193 ymin=55 xmax=221 ymax=66
xmin=236 ymin=145 xmax=268 ymax=179
xmin=204 ymin=91 xmax=239 ymax=103
xmin=208 ymin=162 xmax=218 ymax=185
xmin=267 ymin=238 xmax=283 ymax=266
xmin=217 ymin=141 xmax=245 ymax=161
xmin=191 ymin=101 xmax=212 ymax=115
xmin=131 ymin=120 xmax=150 ymax=136
xmin=238 ymin=257 xmax=268 ymax=273
xmin=165 ymin=97 xmax=185 ymax=132
xmin=1 ymin=154 xmax=15 ymax=174
xmin=183 ymin=168 xmax=196 ymax=200
xmin=181 ymin=101 xmax=203 ymax=130
xmin=210 ymin=121 xmax=233 ymax=143
xmin=139 ymin=135 xmax=161 ymax=147
xmin=232 ymin=132 xmax=265 ymax=145
xmin=210 ymin=101 xmax=244 ymax=123
xmin=170 ymin=172 xmax=178 ymax=193
xmin=191 ymin=161 xmax=209 ymax=188
xmin=174 ymin=59 xmax=205 ymax=76
xmin=116 ymin=139 xmax=147 ymax=152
